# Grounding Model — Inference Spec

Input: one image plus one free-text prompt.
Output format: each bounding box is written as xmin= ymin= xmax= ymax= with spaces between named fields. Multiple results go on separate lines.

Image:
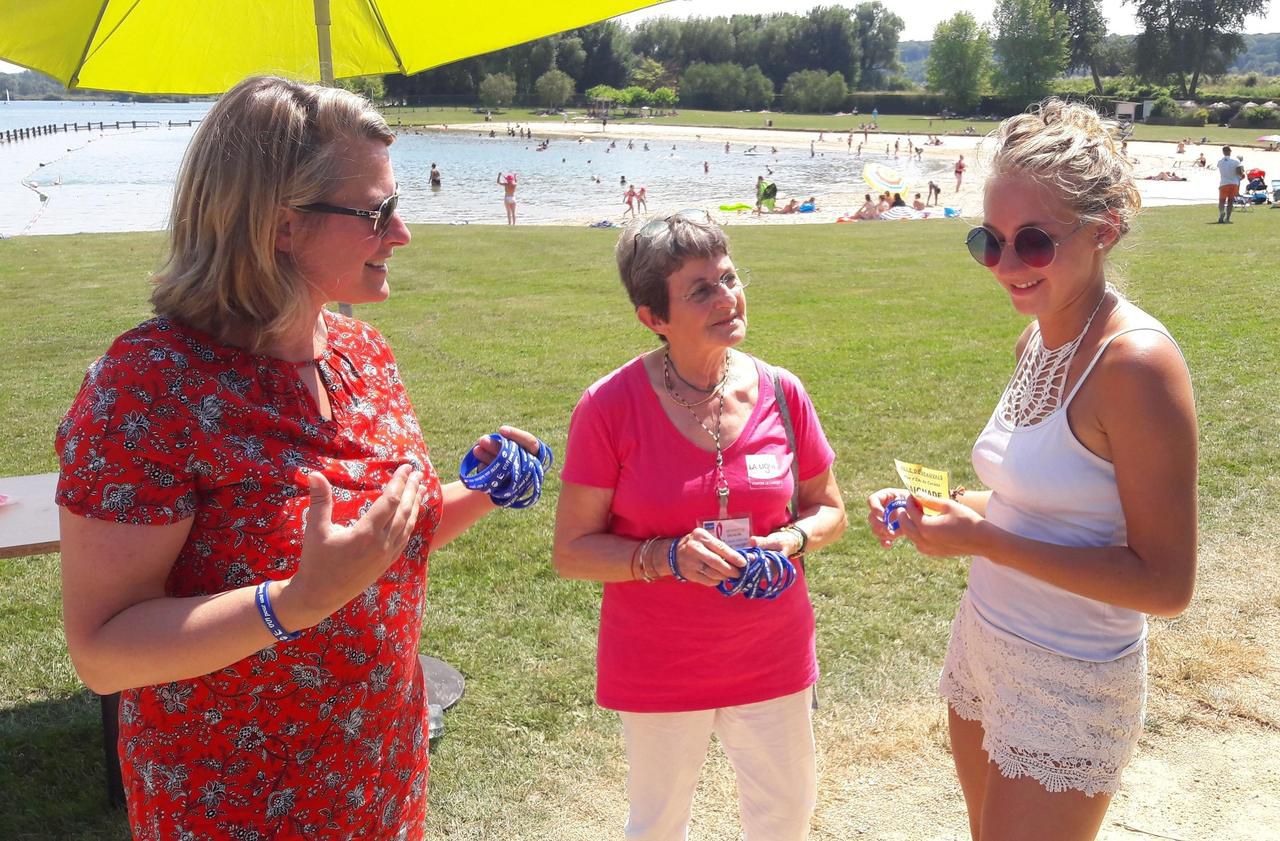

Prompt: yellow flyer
xmin=894 ymin=459 xmax=950 ymax=514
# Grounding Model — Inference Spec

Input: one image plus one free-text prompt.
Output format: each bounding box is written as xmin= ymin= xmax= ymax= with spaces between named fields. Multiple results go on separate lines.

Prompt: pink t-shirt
xmin=562 ymin=354 xmax=836 ymax=712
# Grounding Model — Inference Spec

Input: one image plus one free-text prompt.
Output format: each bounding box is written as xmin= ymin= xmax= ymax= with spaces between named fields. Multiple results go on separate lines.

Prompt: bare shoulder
xmin=1094 ymin=304 xmax=1193 ymax=417
xmin=1013 ymin=321 xmax=1034 ymax=360
xmin=1099 ymin=304 xmax=1187 ymax=378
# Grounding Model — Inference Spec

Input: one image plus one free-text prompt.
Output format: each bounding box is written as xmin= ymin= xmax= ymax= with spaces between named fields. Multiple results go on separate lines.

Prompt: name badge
xmin=745 ymin=453 xmax=782 ymax=480
xmin=701 ymin=516 xmax=752 ymax=549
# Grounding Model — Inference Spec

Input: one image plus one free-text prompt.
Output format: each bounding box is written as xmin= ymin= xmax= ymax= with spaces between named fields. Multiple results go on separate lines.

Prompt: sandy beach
xmin=438 ymin=119 xmax=1280 ymax=227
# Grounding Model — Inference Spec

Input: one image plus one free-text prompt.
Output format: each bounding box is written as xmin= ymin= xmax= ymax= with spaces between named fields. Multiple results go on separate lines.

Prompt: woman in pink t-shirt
xmin=553 ymin=210 xmax=847 ymax=841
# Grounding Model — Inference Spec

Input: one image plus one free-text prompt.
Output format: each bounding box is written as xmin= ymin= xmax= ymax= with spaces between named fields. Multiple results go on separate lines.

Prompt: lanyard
xmin=663 ymin=350 xmax=731 ymax=516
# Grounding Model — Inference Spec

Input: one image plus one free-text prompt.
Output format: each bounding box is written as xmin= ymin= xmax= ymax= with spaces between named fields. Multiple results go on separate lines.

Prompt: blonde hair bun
xmin=990 ymin=97 xmax=1140 ymax=238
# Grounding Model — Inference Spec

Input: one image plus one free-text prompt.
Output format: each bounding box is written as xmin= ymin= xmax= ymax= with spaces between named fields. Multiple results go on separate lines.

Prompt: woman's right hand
xmin=670 ymin=528 xmax=747 ymax=587
xmin=277 ymin=464 xmax=424 ymax=629
xmin=867 ymin=488 xmax=909 ymax=548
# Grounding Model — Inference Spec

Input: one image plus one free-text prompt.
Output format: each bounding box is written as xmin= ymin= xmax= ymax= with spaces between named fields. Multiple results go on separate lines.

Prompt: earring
xmin=1096 ymin=242 xmax=1105 ymax=250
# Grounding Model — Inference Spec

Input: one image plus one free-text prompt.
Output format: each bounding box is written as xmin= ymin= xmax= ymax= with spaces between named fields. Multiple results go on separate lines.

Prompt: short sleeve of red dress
xmin=56 ymin=312 xmax=443 ymax=841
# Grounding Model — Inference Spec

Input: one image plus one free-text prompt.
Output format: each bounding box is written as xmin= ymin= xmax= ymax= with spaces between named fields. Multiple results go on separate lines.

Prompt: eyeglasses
xmin=682 ymin=267 xmax=751 ymax=305
xmin=296 ymin=192 xmax=399 ymax=237
xmin=965 ymin=222 xmax=1086 ymax=269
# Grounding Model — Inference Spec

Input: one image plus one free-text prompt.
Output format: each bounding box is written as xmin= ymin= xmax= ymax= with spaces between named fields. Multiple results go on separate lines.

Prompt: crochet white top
xmin=968 ymin=323 xmax=1179 ymax=662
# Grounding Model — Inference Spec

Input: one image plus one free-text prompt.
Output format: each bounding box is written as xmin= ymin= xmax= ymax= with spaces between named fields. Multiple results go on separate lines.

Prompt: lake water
xmin=1 ymin=100 xmax=952 ymax=236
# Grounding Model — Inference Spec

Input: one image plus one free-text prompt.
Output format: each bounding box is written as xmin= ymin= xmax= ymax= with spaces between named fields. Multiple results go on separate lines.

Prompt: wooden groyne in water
xmin=1 ymin=119 xmax=200 ymax=144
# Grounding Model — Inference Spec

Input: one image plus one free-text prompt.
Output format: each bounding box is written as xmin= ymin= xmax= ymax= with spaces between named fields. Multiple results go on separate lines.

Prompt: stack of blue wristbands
xmin=716 ymin=547 xmax=796 ymax=600
xmin=458 ymin=433 xmax=554 ymax=509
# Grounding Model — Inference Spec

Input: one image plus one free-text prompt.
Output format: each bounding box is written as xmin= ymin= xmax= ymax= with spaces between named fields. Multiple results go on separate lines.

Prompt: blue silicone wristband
xmin=883 ymin=498 xmax=909 ymax=533
xmin=667 ymin=538 xmax=687 ymax=581
xmin=717 ymin=547 xmax=796 ymax=600
xmin=255 ymin=581 xmax=302 ymax=643
xmin=458 ymin=434 xmax=555 ymax=509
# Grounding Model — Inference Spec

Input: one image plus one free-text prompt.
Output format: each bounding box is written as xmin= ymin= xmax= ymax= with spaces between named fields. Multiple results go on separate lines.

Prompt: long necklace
xmin=664 ymin=350 xmax=733 ymax=516
xmin=998 ymin=286 xmax=1113 ymax=427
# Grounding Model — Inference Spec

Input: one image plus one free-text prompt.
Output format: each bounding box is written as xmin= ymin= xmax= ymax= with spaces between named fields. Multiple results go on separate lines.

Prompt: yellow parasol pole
xmin=314 ymin=0 xmax=335 ymax=86
xmin=313 ymin=0 xmax=355 ymax=316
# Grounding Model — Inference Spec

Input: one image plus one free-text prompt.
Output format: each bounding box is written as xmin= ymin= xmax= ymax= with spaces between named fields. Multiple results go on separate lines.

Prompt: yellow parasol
xmin=862 ymin=162 xmax=908 ymax=195
xmin=0 ymin=0 xmax=669 ymax=94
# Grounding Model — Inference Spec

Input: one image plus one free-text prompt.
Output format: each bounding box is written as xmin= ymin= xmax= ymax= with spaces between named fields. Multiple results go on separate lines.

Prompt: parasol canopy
xmin=879 ymin=206 xmax=923 ymax=220
xmin=862 ymin=162 xmax=907 ymax=194
xmin=0 ymin=0 xmax=669 ymax=94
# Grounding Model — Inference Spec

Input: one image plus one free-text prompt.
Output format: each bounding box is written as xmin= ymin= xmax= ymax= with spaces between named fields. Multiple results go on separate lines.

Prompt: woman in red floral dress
xmin=55 ymin=76 xmax=544 ymax=841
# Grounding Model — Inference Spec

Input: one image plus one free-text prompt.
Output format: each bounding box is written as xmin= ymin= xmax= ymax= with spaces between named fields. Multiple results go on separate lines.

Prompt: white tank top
xmin=968 ymin=326 xmax=1179 ymax=662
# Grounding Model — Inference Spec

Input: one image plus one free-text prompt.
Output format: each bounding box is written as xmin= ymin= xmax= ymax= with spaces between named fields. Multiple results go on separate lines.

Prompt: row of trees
xmin=925 ymin=0 xmax=1272 ymax=110
xmin=385 ymin=4 xmax=908 ymax=111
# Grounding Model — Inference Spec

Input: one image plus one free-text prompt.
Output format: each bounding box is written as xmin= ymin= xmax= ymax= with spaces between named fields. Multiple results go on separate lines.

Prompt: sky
xmin=614 ymin=0 xmax=1280 ymax=40
xmin=2 ymin=0 xmax=1278 ymax=76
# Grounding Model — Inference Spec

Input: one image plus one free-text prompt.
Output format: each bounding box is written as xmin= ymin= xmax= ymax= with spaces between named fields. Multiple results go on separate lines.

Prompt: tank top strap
xmin=1063 ymin=326 xmax=1180 ymax=406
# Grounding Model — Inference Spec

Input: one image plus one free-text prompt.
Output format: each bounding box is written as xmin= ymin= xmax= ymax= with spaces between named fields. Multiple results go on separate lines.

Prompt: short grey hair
xmin=614 ymin=213 xmax=729 ymax=322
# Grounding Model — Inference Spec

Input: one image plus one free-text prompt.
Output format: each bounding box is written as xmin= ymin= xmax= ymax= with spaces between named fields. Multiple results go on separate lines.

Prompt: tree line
xmin=927 ymin=0 xmax=1272 ymax=110
xmin=381 ymin=4 xmax=908 ymax=112
xmin=4 ymin=1 xmax=1274 ymax=111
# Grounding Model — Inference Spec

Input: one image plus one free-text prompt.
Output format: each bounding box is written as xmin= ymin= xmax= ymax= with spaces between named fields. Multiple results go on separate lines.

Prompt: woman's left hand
xmin=749 ymin=531 xmax=800 ymax=556
xmin=467 ymin=425 xmax=542 ymax=465
xmin=894 ymin=495 xmax=988 ymax=558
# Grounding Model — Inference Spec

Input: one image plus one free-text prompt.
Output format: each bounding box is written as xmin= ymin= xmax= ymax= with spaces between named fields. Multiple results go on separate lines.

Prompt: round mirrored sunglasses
xmin=965 ymin=223 xmax=1086 ymax=269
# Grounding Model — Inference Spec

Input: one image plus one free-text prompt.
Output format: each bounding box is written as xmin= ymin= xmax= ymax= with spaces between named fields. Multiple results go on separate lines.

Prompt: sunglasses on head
xmin=965 ymin=222 xmax=1086 ymax=269
xmin=296 ymin=192 xmax=399 ymax=237
xmin=631 ymin=208 xmax=713 ymax=256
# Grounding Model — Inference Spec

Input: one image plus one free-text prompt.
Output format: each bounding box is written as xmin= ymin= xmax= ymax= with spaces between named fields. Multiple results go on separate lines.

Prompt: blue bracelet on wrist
xmin=255 ymin=581 xmax=302 ymax=643
xmin=667 ymin=538 xmax=687 ymax=581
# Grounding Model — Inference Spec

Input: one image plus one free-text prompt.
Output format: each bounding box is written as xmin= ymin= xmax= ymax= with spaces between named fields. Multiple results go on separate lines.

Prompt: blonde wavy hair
xmin=151 ymin=76 xmax=394 ymax=351
xmin=988 ymin=98 xmax=1141 ymax=240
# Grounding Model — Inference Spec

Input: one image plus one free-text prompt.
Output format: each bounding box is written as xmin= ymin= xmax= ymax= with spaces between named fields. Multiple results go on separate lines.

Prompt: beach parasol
xmin=879 ymin=206 xmax=923 ymax=221
xmin=862 ymin=162 xmax=908 ymax=194
xmin=0 ymin=0 xmax=669 ymax=95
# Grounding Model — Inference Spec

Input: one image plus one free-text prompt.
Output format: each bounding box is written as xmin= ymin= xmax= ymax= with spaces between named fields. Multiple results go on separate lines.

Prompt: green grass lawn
xmin=0 ymin=207 xmax=1276 ymax=838
xmin=383 ymin=104 xmax=1275 ymax=148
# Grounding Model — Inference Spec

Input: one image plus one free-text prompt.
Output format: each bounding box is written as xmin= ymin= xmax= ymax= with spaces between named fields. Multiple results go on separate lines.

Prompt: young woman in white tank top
xmin=868 ymin=100 xmax=1198 ymax=841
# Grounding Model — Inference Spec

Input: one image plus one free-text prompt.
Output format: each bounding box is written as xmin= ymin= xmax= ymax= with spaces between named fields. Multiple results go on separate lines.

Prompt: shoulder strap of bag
xmin=770 ymin=364 xmax=819 ymax=711
xmin=769 ymin=366 xmax=800 ymax=523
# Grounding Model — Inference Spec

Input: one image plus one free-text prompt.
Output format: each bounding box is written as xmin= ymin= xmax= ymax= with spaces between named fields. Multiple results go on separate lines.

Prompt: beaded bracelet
xmin=458 ymin=434 xmax=554 ymax=509
xmin=255 ymin=581 xmax=302 ymax=643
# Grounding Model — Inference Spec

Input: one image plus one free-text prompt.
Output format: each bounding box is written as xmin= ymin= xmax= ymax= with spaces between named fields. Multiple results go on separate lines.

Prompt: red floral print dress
xmin=56 ymin=311 xmax=442 ymax=841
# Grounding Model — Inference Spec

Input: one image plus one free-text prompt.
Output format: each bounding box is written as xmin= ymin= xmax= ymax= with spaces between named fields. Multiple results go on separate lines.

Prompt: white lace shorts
xmin=938 ymin=593 xmax=1146 ymax=797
